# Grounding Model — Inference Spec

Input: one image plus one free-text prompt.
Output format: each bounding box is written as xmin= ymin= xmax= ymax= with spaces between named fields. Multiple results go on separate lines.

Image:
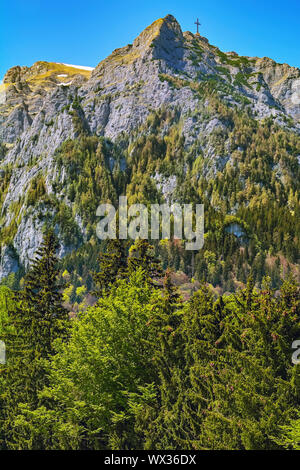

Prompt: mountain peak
xmin=132 ymin=14 xmax=183 ymax=50
xmin=92 ymin=15 xmax=184 ymax=75
xmin=0 ymin=14 xmax=300 ymax=288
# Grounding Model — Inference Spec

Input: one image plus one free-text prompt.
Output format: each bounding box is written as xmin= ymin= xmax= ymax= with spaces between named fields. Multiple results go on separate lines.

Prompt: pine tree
xmin=149 ymin=269 xmax=182 ymax=375
xmin=132 ymin=275 xmax=300 ymax=450
xmin=277 ymin=414 xmax=300 ymax=449
xmin=127 ymin=239 xmax=163 ymax=286
xmin=130 ymin=269 xmax=184 ymax=449
xmin=22 ymin=230 xmax=70 ymax=355
xmin=93 ymin=239 xmax=128 ymax=296
xmin=0 ymin=230 xmax=70 ymax=449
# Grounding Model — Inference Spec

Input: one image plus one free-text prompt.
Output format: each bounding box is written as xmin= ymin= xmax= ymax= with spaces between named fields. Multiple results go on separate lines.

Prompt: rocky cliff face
xmin=0 ymin=15 xmax=299 ymax=281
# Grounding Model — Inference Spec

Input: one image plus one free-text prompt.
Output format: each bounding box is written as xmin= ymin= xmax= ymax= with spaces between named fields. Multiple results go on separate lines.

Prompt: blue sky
xmin=1 ymin=0 xmax=299 ymax=79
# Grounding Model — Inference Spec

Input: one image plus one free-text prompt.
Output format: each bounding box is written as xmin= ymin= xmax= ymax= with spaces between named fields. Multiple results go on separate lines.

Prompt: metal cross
xmin=195 ymin=18 xmax=201 ymax=34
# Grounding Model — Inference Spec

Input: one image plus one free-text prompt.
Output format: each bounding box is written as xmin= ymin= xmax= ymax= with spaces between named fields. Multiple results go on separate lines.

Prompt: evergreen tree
xmin=129 ymin=269 xmax=185 ymax=449
xmin=93 ymin=239 xmax=128 ymax=296
xmin=18 ymin=270 xmax=160 ymax=450
xmin=0 ymin=231 xmax=70 ymax=449
xmin=127 ymin=240 xmax=163 ymax=286
xmin=277 ymin=414 xmax=300 ymax=449
xmin=131 ymin=276 xmax=300 ymax=450
xmin=22 ymin=230 xmax=70 ymax=355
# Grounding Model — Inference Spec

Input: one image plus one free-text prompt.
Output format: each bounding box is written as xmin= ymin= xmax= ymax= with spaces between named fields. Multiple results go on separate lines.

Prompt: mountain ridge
xmin=0 ymin=15 xmax=299 ymax=291
xmin=1 ymin=14 xmax=299 ymax=151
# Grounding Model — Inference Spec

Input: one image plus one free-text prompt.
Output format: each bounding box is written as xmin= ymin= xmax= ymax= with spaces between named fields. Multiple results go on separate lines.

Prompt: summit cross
xmin=194 ymin=18 xmax=201 ymax=34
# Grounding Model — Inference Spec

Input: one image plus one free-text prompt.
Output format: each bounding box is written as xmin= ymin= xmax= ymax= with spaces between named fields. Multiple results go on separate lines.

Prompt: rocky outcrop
xmin=0 ymin=245 xmax=19 ymax=281
xmin=0 ymin=14 xmax=299 ymax=279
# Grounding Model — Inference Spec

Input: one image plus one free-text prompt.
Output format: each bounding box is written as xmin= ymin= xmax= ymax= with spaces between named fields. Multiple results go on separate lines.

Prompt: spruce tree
xmin=93 ymin=239 xmax=128 ymax=296
xmin=0 ymin=230 xmax=70 ymax=449
xmin=22 ymin=230 xmax=70 ymax=355
xmin=130 ymin=269 xmax=184 ymax=449
xmin=127 ymin=239 xmax=163 ymax=286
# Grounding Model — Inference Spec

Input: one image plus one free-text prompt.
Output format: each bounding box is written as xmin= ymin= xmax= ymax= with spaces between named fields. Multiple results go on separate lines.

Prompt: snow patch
xmin=58 ymin=81 xmax=73 ymax=86
xmin=58 ymin=63 xmax=94 ymax=71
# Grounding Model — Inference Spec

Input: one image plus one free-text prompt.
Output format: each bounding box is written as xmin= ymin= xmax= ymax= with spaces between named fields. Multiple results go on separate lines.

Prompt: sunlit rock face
xmin=0 ymin=14 xmax=299 ymax=278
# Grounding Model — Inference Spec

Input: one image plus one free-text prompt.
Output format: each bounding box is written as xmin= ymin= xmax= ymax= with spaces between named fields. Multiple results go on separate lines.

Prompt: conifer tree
xmin=132 ymin=276 xmax=300 ymax=450
xmin=127 ymin=239 xmax=163 ymax=286
xmin=93 ymin=239 xmax=128 ymax=296
xmin=22 ymin=230 xmax=70 ymax=355
xmin=130 ymin=269 xmax=184 ymax=449
xmin=0 ymin=230 xmax=70 ymax=449
xmin=149 ymin=269 xmax=182 ymax=376
xmin=277 ymin=414 xmax=300 ymax=449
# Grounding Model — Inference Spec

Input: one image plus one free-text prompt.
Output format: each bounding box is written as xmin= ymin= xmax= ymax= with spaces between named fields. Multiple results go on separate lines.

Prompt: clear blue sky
xmin=1 ymin=0 xmax=299 ymax=80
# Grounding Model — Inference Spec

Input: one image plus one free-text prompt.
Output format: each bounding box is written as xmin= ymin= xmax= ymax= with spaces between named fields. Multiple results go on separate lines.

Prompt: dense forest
xmin=1 ymin=86 xmax=299 ymax=308
xmin=0 ymin=232 xmax=299 ymax=450
xmin=1 ymin=12 xmax=300 ymax=452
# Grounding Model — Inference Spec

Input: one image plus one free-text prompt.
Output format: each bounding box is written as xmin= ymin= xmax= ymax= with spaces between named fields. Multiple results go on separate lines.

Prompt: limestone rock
xmin=0 ymin=14 xmax=299 ymax=279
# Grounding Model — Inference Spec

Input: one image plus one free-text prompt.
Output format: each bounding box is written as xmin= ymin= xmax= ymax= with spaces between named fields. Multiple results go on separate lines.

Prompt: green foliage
xmin=54 ymin=136 xmax=118 ymax=224
xmin=22 ymin=270 xmax=160 ymax=450
xmin=26 ymin=175 xmax=47 ymax=206
xmin=130 ymin=276 xmax=300 ymax=450
xmin=0 ymin=231 xmax=70 ymax=449
xmin=93 ymin=239 xmax=163 ymax=297
xmin=233 ymin=72 xmax=252 ymax=89
xmin=127 ymin=239 xmax=163 ymax=286
xmin=0 ymin=231 xmax=299 ymax=450
xmin=93 ymin=239 xmax=128 ymax=296
xmin=277 ymin=414 xmax=300 ymax=449
xmin=0 ymin=166 xmax=12 ymax=213
xmin=0 ymin=286 xmax=15 ymax=335
xmin=44 ymin=93 xmax=300 ymax=292
xmin=54 ymin=203 xmax=82 ymax=245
